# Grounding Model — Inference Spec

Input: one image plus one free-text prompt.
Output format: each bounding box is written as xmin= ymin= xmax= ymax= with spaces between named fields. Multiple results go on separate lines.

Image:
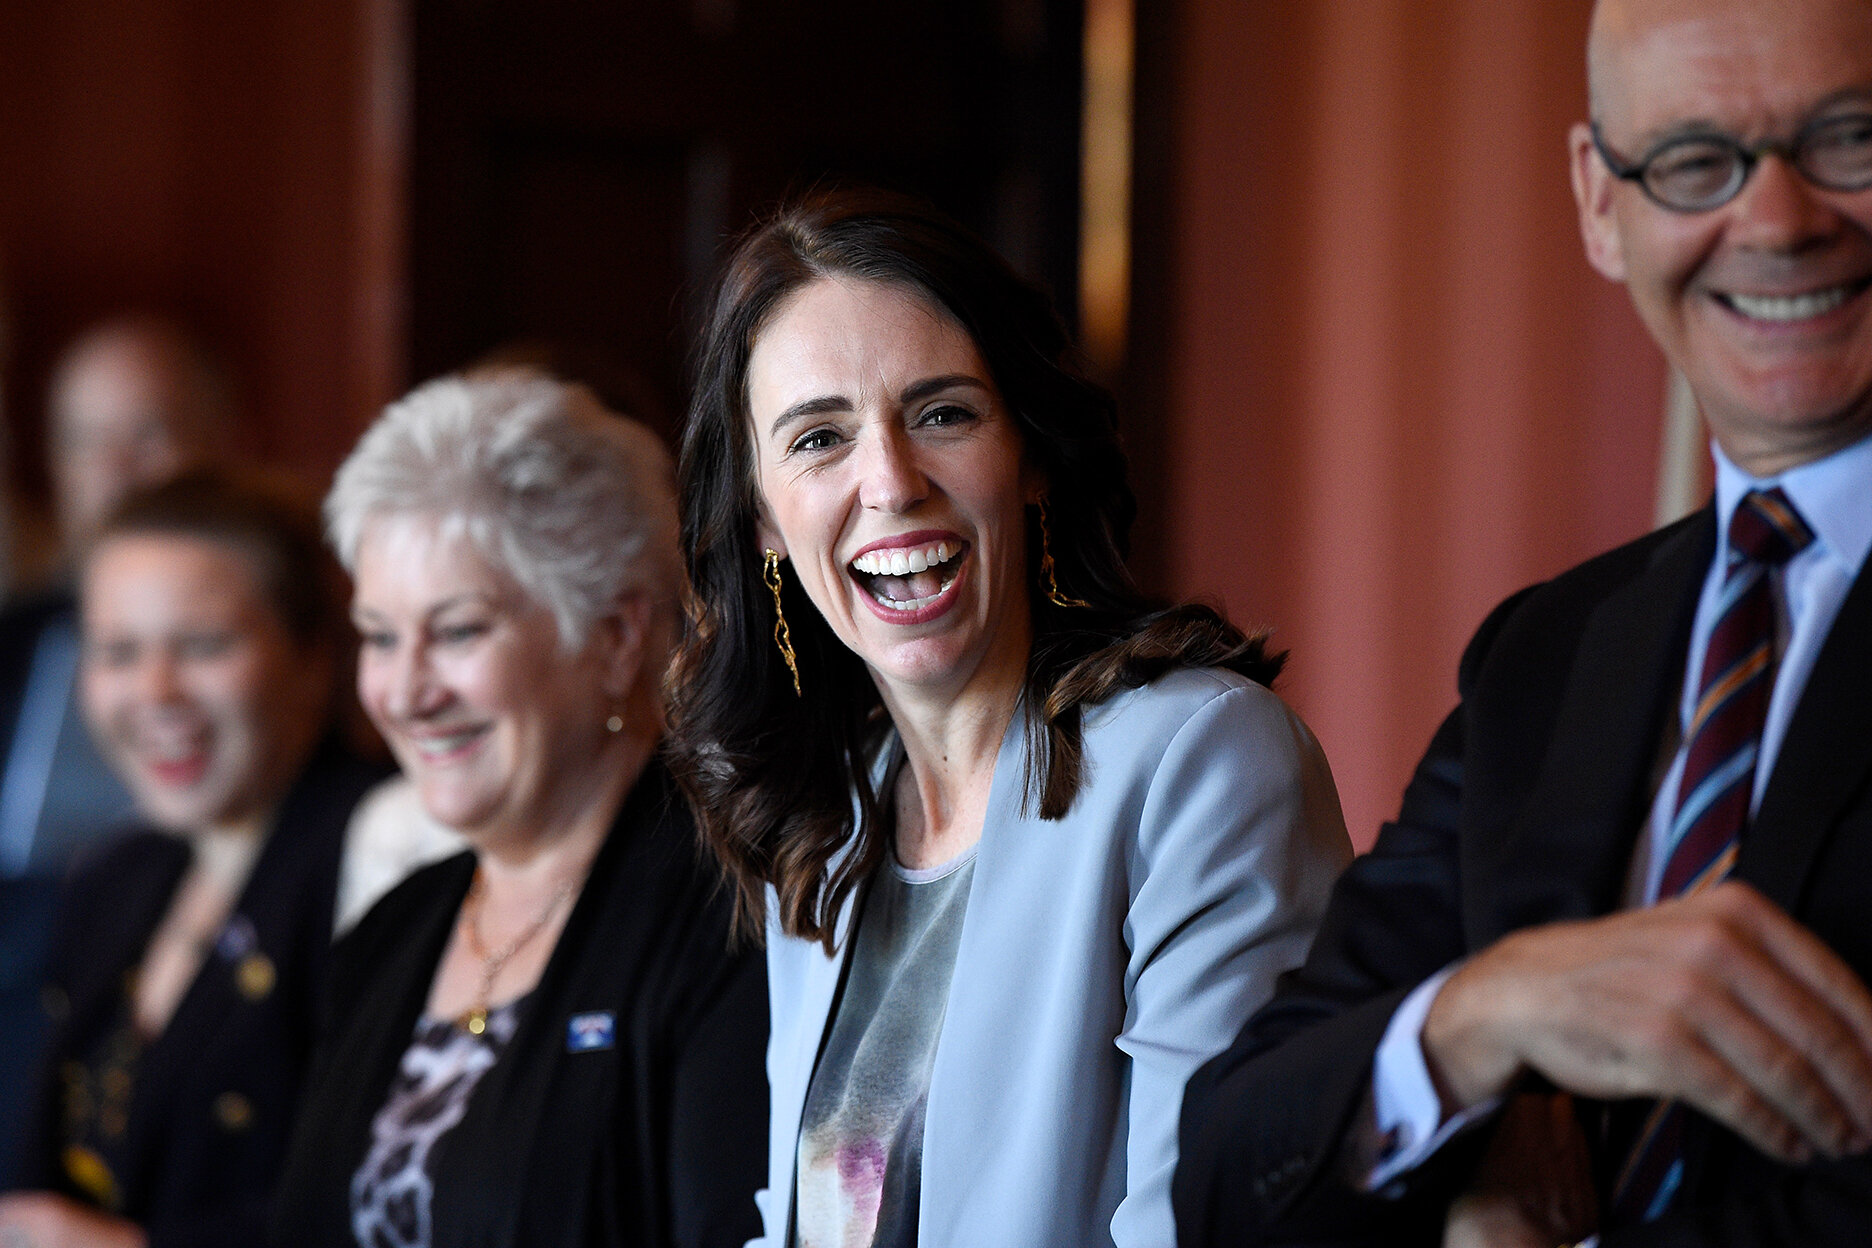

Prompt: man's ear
xmin=1570 ymin=121 xmax=1627 ymax=282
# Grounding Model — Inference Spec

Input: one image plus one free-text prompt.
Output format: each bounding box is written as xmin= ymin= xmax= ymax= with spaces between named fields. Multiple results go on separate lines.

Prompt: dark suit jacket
xmin=1174 ymin=506 xmax=1872 ymax=1247
xmin=269 ymin=759 xmax=768 ymax=1248
xmin=7 ymin=742 xmax=382 ymax=1247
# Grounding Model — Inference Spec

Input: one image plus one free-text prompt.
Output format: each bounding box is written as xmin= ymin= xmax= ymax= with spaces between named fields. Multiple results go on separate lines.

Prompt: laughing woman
xmin=669 ymin=191 xmax=1352 ymax=1248
xmin=270 ymin=373 xmax=765 ymax=1248
xmin=1 ymin=470 xmax=382 ymax=1248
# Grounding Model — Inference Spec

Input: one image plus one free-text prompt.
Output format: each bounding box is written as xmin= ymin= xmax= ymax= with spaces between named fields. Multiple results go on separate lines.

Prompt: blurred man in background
xmin=0 ymin=314 xmax=234 ymax=1186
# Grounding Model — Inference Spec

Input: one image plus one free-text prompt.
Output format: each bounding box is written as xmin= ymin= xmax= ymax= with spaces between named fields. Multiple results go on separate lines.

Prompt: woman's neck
xmin=882 ymin=670 xmax=1022 ymax=872
xmin=473 ymin=731 xmax=651 ymax=893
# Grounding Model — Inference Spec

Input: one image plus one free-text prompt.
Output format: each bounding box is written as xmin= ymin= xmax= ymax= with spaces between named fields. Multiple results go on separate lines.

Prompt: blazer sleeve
xmin=1110 ymin=679 xmax=1352 ymax=1248
xmin=1173 ymin=590 xmax=1535 ymax=1248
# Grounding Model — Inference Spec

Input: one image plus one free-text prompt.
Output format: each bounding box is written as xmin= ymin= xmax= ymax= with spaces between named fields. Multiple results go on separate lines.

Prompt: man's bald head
xmin=48 ymin=315 xmax=236 ymax=552
xmin=1571 ymin=0 xmax=1872 ymax=477
xmin=1589 ymin=0 xmax=1815 ymax=129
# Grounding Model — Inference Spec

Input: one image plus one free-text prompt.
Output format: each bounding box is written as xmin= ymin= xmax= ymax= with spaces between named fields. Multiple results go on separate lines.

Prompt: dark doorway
xmin=408 ymin=0 xmax=1086 ymax=442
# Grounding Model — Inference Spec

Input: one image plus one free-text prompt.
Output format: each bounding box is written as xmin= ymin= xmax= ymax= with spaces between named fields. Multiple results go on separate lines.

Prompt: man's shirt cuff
xmin=1363 ymin=964 xmax=1503 ymax=1192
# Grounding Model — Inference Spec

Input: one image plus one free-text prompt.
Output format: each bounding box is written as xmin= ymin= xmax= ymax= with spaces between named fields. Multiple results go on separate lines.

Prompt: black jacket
xmin=270 ymin=759 xmax=768 ymax=1248
xmin=9 ymin=742 xmax=383 ymax=1247
xmin=1175 ymin=506 xmax=1872 ymax=1247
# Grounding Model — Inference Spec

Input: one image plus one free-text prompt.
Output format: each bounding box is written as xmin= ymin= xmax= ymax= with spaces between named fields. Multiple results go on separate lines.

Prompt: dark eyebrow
xmin=769 ymin=395 xmax=850 ymax=440
xmin=900 ymin=374 xmax=993 ymax=406
xmin=766 ymin=374 xmax=992 ymax=439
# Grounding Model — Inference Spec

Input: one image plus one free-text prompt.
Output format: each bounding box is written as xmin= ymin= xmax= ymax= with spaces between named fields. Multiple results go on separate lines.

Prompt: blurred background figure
xmin=43 ymin=316 xmax=235 ymax=564
xmin=273 ymin=372 xmax=765 ymax=1248
xmin=0 ymin=315 xmax=236 ymax=1188
xmin=0 ymin=468 xmax=382 ymax=1248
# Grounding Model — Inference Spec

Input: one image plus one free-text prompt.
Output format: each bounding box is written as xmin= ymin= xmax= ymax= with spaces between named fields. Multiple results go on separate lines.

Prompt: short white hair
xmin=326 ymin=371 xmax=679 ymax=649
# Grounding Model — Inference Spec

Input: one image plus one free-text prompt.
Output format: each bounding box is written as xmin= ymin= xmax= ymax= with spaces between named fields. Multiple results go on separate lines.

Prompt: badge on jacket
xmin=566 ymin=1011 xmax=615 ymax=1052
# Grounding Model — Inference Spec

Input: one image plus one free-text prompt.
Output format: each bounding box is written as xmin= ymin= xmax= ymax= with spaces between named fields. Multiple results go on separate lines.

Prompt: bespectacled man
xmin=1175 ymin=1 xmax=1872 ymax=1245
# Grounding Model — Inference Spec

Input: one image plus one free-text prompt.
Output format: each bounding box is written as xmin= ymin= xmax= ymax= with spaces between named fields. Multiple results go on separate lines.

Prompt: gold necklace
xmin=457 ymin=869 xmax=576 ymax=1034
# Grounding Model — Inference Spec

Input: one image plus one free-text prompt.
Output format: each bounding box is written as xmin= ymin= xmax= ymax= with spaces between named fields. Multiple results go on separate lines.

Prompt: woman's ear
xmin=594 ymin=591 xmax=653 ymax=702
xmin=755 ymin=517 xmax=786 ymax=561
xmin=1023 ymin=464 xmax=1049 ymax=507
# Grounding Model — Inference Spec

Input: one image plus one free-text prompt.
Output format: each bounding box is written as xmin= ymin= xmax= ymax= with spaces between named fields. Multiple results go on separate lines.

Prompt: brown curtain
xmin=1148 ymin=0 xmax=1671 ymax=847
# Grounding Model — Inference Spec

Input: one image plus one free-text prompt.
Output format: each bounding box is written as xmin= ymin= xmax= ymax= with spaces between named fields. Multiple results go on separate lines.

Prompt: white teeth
xmin=872 ymin=573 xmax=958 ymax=612
xmin=851 ymin=540 xmax=959 ymax=576
xmin=412 ymin=728 xmax=481 ymax=757
xmin=1726 ymin=285 xmax=1853 ymax=322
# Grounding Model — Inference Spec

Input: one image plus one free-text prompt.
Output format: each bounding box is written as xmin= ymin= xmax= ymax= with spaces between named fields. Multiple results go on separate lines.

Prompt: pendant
xmin=463 ymin=1008 xmax=488 ymax=1035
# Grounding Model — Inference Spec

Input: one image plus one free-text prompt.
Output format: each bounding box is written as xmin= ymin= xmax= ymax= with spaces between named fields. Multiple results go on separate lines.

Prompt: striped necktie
xmin=1612 ymin=486 xmax=1814 ymax=1224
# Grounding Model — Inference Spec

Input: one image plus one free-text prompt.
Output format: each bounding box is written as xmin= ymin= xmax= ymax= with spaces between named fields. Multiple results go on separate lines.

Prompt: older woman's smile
xmin=404 ymin=723 xmax=491 ymax=760
xmin=352 ymin=516 xmax=627 ymax=846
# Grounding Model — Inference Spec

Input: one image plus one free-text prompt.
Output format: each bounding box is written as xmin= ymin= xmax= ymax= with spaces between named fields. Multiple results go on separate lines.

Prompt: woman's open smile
xmin=748 ymin=276 xmax=1038 ymax=698
xmin=848 ymin=530 xmax=970 ymax=622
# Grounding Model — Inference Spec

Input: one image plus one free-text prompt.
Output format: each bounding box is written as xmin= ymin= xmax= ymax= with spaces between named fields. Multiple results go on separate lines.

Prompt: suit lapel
xmin=128 ymin=813 xmax=313 ymax=1163
xmin=1483 ymin=515 xmax=1712 ymax=934
xmin=1738 ymin=560 xmax=1872 ymax=910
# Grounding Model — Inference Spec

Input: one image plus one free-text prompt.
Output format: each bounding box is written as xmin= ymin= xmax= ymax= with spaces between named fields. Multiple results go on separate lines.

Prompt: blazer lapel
xmin=918 ymin=704 xmax=1033 ymax=1248
xmin=762 ymin=784 xmax=868 ymax=1246
xmin=1738 ymin=559 xmax=1872 ymax=910
xmin=137 ymin=812 xmax=302 ymax=1097
xmin=1482 ymin=514 xmax=1713 ymax=934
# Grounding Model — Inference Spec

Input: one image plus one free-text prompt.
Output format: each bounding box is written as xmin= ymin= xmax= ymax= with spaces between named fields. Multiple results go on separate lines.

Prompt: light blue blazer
xmin=755 ymin=667 xmax=1352 ymax=1247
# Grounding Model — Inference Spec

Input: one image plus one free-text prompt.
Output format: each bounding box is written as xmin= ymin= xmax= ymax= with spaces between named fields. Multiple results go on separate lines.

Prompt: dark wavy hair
xmin=668 ymin=189 xmax=1281 ymax=948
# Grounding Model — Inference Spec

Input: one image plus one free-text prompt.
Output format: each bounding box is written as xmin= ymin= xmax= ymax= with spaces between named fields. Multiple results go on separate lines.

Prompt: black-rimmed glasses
xmin=1590 ymin=113 xmax=1872 ymax=212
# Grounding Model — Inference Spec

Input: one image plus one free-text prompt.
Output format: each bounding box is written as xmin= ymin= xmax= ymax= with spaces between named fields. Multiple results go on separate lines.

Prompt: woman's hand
xmin=0 ymin=1193 xmax=148 ymax=1248
xmin=1443 ymin=1092 xmax=1597 ymax=1248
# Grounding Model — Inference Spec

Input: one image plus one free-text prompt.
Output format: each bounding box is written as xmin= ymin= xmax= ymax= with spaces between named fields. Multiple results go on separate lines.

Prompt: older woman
xmin=0 ymin=469 xmax=383 ymax=1248
xmin=269 ymin=373 xmax=766 ymax=1248
xmin=669 ymin=190 xmax=1352 ymax=1248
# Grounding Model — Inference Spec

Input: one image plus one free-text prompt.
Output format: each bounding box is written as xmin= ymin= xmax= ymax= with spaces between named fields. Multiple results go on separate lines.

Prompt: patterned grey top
xmin=792 ymin=848 xmax=977 ymax=1248
xmin=349 ymin=997 xmax=527 ymax=1248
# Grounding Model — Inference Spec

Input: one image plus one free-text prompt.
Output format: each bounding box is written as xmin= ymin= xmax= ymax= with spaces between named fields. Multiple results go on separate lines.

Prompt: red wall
xmin=0 ymin=0 xmax=401 ymax=566
xmin=1157 ymin=0 xmax=1672 ymax=848
xmin=0 ymin=0 xmax=1679 ymax=850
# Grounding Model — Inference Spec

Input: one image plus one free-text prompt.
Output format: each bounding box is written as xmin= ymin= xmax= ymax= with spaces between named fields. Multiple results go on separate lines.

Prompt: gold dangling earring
xmin=762 ymin=549 xmax=803 ymax=696
xmin=1037 ymin=498 xmax=1089 ymax=609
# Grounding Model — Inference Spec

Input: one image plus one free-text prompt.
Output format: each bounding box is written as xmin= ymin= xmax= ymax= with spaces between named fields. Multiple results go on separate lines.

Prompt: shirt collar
xmin=1712 ymin=432 xmax=1872 ymax=576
